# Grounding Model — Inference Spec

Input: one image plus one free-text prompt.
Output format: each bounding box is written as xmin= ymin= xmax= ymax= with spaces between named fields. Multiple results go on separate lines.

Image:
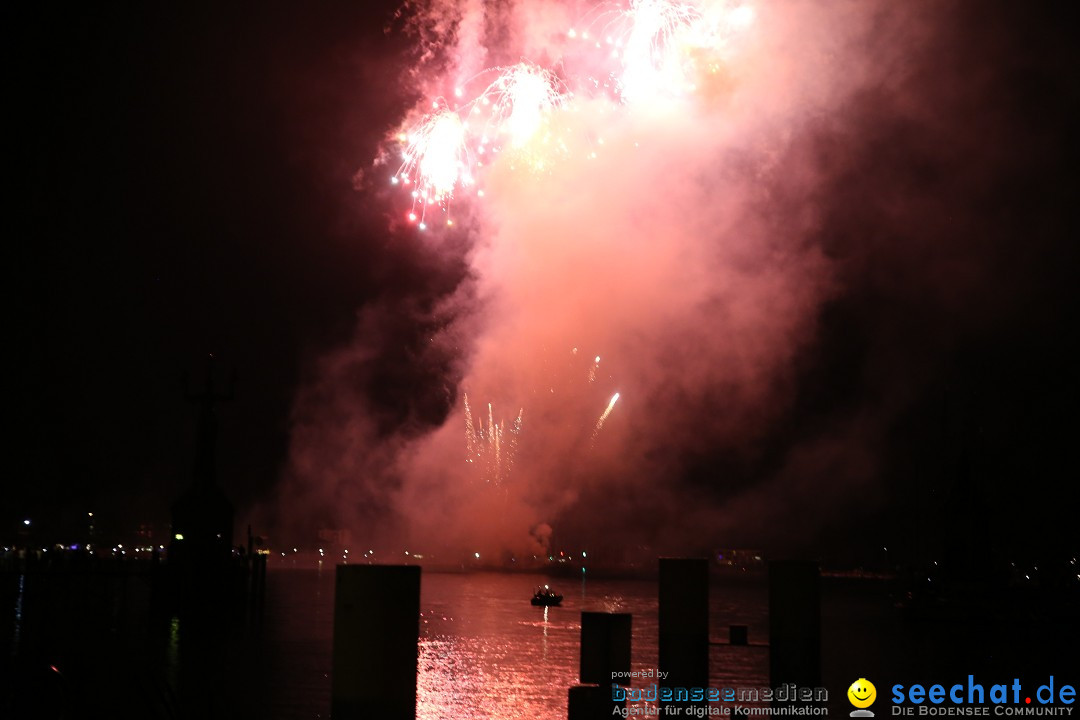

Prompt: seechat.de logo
xmin=891 ymin=676 xmax=1076 ymax=716
xmin=850 ymin=678 xmax=878 ymax=717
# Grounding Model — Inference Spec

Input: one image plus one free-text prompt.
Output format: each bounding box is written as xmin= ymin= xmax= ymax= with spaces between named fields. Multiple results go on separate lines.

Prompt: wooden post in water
xmin=580 ymin=611 xmax=632 ymax=683
xmin=659 ymin=558 xmax=709 ymax=714
xmin=768 ymin=560 xmax=821 ymax=702
xmin=569 ymin=611 xmax=631 ymax=719
xmin=332 ymin=565 xmax=421 ymax=720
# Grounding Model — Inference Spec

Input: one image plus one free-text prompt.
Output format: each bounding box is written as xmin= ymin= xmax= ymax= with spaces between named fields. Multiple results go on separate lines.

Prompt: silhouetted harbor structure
xmin=1 ymin=361 xmax=271 ymax=719
xmin=170 ymin=362 xmax=236 ymax=568
xmin=158 ymin=359 xmax=266 ymax=619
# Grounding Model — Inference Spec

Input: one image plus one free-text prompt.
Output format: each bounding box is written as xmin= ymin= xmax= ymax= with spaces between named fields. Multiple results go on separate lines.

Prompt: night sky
xmin=7 ymin=1 xmax=1079 ymax=563
xmin=9 ymin=1 xmax=420 ymax=537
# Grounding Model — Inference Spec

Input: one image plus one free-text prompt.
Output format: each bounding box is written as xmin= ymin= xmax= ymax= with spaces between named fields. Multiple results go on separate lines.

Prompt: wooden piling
xmin=332 ymin=565 xmax=421 ymax=720
xmin=768 ymin=560 xmax=821 ymax=699
xmin=659 ymin=558 xmax=709 ymax=713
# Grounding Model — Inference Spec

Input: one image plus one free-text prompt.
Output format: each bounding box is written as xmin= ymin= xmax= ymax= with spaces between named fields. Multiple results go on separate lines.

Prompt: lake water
xmin=4 ymin=562 xmax=1076 ymax=719
xmin=262 ymin=566 xmax=770 ymax=719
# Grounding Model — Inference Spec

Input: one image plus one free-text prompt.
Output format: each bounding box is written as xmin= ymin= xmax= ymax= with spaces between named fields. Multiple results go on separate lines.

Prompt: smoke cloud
xmin=264 ymin=0 xmax=1075 ymax=562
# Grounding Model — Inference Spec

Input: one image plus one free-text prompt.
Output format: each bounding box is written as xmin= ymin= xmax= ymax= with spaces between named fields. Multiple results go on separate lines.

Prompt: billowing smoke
xmin=264 ymin=0 xmax=1073 ymax=562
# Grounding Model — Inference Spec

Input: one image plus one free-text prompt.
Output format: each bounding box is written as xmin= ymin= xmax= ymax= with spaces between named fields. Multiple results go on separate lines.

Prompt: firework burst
xmin=468 ymin=62 xmax=570 ymax=152
xmin=392 ymin=106 xmax=474 ymax=228
xmin=384 ymin=1 xmax=758 ymax=225
xmin=567 ymin=0 xmax=704 ymax=102
xmin=615 ymin=0 xmax=704 ymax=100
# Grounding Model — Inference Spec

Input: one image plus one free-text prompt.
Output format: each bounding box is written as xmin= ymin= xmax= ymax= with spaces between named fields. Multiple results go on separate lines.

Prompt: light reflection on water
xmin=266 ymin=569 xmax=769 ymax=719
xmin=416 ymin=573 xmax=580 ymax=719
xmin=11 ymin=573 xmax=25 ymax=657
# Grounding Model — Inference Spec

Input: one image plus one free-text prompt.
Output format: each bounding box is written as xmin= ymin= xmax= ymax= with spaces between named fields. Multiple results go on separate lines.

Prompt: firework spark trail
xmin=463 ymin=393 xmax=478 ymax=460
xmin=488 ymin=402 xmax=499 ymax=480
xmin=506 ymin=408 xmax=523 ymax=476
xmin=591 ymin=391 xmax=621 ymax=441
xmin=462 ymin=394 xmax=523 ymax=484
xmin=462 ymin=346 xmax=615 ymax=482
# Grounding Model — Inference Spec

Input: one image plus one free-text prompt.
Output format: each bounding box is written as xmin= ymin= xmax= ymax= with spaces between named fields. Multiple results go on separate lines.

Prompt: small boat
xmin=531 ymin=584 xmax=563 ymax=606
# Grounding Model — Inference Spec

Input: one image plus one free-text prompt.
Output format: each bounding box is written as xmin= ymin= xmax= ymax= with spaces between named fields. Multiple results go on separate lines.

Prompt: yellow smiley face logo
xmin=848 ymin=679 xmax=877 ymax=709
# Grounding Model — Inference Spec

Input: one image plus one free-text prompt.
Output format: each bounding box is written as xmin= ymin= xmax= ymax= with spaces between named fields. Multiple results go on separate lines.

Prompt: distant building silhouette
xmin=317 ymin=527 xmax=353 ymax=549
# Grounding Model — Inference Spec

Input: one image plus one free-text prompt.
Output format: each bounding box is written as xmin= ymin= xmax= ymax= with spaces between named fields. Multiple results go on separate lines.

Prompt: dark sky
xmin=7 ymin=1 xmax=430 ymax=539
xmin=6 ymin=1 xmax=1079 ymax=558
